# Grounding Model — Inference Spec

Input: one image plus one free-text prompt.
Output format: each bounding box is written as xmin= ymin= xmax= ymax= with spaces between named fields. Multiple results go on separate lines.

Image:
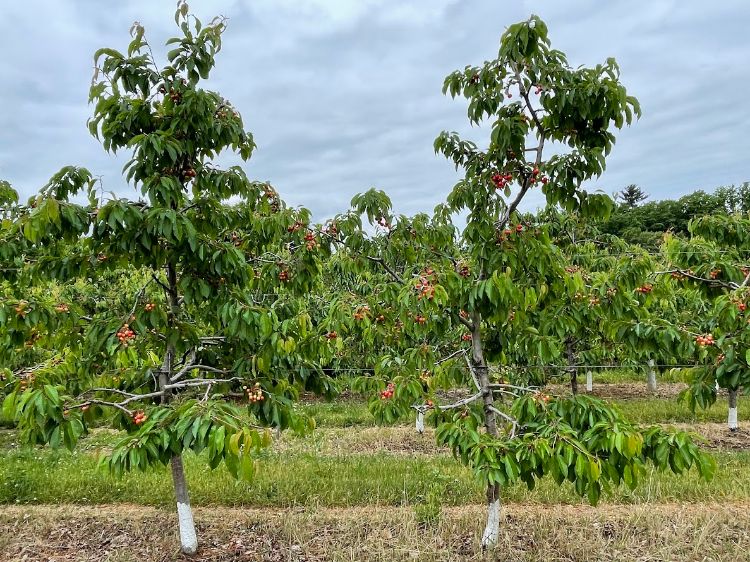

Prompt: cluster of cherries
xmin=116 ymin=324 xmax=136 ymax=347
xmin=532 ymin=391 xmax=551 ymax=403
xmin=491 ymin=172 xmax=513 ymax=190
xmin=144 ymin=303 xmax=156 ymax=312
xmin=278 ymin=270 xmax=290 ymax=282
xmin=244 ymin=383 xmax=265 ymax=403
xmin=55 ymin=303 xmax=69 ymax=313
xmin=709 ymin=269 xmax=721 ymax=279
xmin=695 ymin=334 xmax=715 ymax=347
xmin=375 ymin=313 xmax=386 ymax=323
xmin=14 ymin=301 xmax=28 ymax=317
xmin=133 ymin=410 xmax=148 ymax=425
xmin=737 ymin=302 xmax=747 ymax=313
xmin=497 ymin=223 xmax=525 ymax=243
xmin=414 ymin=314 xmax=427 ymax=325
xmin=380 ymin=382 xmax=396 ymax=400
xmin=458 ymin=264 xmax=471 ymax=278
xmin=415 ymin=277 xmax=435 ymax=300
xmin=287 ymin=221 xmax=305 ymax=233
xmin=304 ymin=232 xmax=318 ymax=251
xmin=18 ymin=373 xmax=34 ymax=391
xmin=461 ymin=333 xmax=472 ymax=342
xmin=325 ymin=331 xmax=338 ymax=340
xmin=353 ymin=305 xmax=370 ymax=321
xmin=635 ymin=284 xmax=653 ymax=294
xmin=376 ymin=216 xmax=391 ymax=229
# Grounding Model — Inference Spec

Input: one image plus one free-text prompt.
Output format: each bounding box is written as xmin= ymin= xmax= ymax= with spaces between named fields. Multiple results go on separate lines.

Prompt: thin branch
xmin=653 ymin=269 xmax=736 ymax=290
xmin=170 ymin=363 xmax=230 ymax=383
xmin=488 ymin=405 xmax=519 ymax=438
xmin=165 ymin=377 xmax=241 ymax=390
xmin=366 ymin=255 xmax=404 ymax=284
xmin=455 ymin=312 xmax=475 ymax=332
xmin=438 ymin=392 xmax=483 ymax=410
xmin=151 ymin=273 xmax=171 ymax=295
xmin=464 ymin=354 xmax=482 ymax=391
xmin=436 ymin=348 xmax=467 ymax=365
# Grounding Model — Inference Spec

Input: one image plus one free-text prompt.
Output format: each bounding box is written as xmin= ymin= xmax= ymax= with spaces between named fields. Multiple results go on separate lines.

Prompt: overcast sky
xmin=1 ymin=0 xmax=748 ymax=220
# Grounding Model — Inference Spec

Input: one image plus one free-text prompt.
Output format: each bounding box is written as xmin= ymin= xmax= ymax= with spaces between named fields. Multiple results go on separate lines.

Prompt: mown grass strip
xmin=1 ymin=442 xmax=749 ymax=507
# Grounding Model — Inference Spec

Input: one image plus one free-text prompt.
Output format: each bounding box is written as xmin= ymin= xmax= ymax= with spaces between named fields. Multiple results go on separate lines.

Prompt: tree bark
xmin=472 ymin=311 xmax=501 ymax=549
xmin=171 ymin=455 xmax=198 ymax=555
xmin=728 ymin=388 xmax=739 ymax=432
xmin=646 ymin=359 xmax=657 ymax=393
xmin=566 ymin=338 xmax=577 ymax=395
xmin=162 ymin=261 xmax=198 ymax=555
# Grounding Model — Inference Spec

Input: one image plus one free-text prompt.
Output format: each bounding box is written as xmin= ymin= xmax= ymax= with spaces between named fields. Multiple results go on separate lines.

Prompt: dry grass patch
xmin=2 ymin=502 xmax=750 ymax=561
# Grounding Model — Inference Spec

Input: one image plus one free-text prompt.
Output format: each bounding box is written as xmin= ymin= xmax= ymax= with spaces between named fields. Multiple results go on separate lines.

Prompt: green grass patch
xmin=1 ymin=435 xmax=748 ymax=507
xmin=616 ymin=397 xmax=750 ymax=424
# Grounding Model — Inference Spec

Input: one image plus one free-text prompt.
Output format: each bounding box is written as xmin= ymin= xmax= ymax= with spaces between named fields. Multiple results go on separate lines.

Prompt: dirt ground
xmin=2 ymin=502 xmax=749 ymax=562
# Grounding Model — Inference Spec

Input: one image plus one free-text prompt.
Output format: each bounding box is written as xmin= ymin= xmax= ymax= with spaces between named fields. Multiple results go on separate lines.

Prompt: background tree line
xmin=594 ymin=183 xmax=750 ymax=248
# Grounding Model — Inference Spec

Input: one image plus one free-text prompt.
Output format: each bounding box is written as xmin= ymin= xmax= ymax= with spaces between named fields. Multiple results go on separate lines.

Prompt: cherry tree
xmin=657 ymin=214 xmax=750 ymax=431
xmin=329 ymin=16 xmax=714 ymax=550
xmin=3 ymin=4 xmax=331 ymax=555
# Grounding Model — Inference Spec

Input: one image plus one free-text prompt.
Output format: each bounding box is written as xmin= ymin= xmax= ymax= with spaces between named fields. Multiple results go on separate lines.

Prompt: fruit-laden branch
xmin=495 ymin=78 xmax=546 ymax=230
xmin=653 ymin=269 xmax=739 ymax=290
xmin=70 ymin=376 xmax=246 ymax=416
xmin=455 ymin=311 xmax=475 ymax=331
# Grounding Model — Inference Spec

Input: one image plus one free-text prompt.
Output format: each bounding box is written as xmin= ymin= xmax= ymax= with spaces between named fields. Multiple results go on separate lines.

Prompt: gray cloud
xmin=1 ymin=0 xmax=748 ymax=220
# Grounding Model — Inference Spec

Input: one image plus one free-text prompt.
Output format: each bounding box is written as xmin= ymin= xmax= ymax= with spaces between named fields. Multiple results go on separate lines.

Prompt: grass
xmin=303 ymin=391 xmax=748 ymax=428
xmin=616 ymin=396 xmax=750 ymax=423
xmin=1 ymin=424 xmax=749 ymax=507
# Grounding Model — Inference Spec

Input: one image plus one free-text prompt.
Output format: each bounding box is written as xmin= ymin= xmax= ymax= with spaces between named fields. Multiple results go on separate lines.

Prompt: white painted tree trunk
xmin=171 ymin=455 xmax=198 ymax=555
xmin=646 ymin=359 xmax=657 ymax=393
xmin=585 ymin=370 xmax=593 ymax=392
xmin=728 ymin=389 xmax=738 ymax=432
xmin=481 ymin=495 xmax=501 ymax=548
xmin=415 ymin=411 xmax=425 ymax=434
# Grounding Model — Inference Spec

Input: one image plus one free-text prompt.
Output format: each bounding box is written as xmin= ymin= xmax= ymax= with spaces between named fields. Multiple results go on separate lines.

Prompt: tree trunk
xmin=171 ymin=455 xmax=198 ymax=555
xmin=415 ymin=410 xmax=425 ymax=434
xmin=646 ymin=359 xmax=657 ymax=393
xmin=481 ymin=483 xmax=501 ymax=547
xmin=566 ymin=339 xmax=577 ymax=395
xmin=728 ymin=388 xmax=738 ymax=432
xmin=472 ymin=312 xmax=501 ymax=549
xmin=585 ymin=370 xmax=593 ymax=392
xmin=162 ymin=262 xmax=198 ymax=555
